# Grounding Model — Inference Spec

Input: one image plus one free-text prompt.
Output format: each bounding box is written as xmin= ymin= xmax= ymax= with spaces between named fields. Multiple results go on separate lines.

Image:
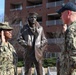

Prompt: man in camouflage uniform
xmin=59 ymin=24 xmax=67 ymax=75
xmin=57 ymin=2 xmax=76 ymax=75
xmin=0 ymin=22 xmax=18 ymax=75
xmin=17 ymin=12 xmax=47 ymax=75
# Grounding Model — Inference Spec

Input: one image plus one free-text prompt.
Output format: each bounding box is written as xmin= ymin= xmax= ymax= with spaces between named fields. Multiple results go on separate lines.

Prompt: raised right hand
xmin=1 ymin=30 xmax=6 ymax=43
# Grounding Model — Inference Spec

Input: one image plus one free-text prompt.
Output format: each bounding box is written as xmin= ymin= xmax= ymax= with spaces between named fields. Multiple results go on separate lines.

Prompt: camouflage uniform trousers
xmin=0 ymin=64 xmax=16 ymax=75
xmin=69 ymin=56 xmax=76 ymax=75
xmin=60 ymin=55 xmax=76 ymax=75
xmin=60 ymin=53 xmax=70 ymax=75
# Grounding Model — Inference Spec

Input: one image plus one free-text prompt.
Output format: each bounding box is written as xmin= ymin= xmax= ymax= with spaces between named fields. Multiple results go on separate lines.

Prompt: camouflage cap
xmin=0 ymin=22 xmax=13 ymax=30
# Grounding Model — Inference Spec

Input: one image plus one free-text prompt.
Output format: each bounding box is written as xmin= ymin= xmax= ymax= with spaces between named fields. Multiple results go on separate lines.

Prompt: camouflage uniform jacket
xmin=64 ymin=21 xmax=76 ymax=74
xmin=65 ymin=21 xmax=76 ymax=53
xmin=0 ymin=42 xmax=18 ymax=75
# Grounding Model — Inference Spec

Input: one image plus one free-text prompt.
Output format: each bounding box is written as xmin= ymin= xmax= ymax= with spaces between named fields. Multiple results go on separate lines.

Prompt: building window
xmin=69 ymin=0 xmax=75 ymax=3
xmin=37 ymin=16 xmax=42 ymax=24
xmin=10 ymin=3 xmax=22 ymax=11
xmin=46 ymin=52 xmax=50 ymax=58
xmin=46 ymin=13 xmax=62 ymax=26
xmin=26 ymin=0 xmax=42 ymax=8
xmin=51 ymin=53 xmax=56 ymax=57
xmin=50 ymin=52 xmax=58 ymax=57
xmin=44 ymin=52 xmax=58 ymax=58
xmin=47 ymin=0 xmax=62 ymax=2
xmin=44 ymin=51 xmax=61 ymax=58
xmin=46 ymin=0 xmax=64 ymax=8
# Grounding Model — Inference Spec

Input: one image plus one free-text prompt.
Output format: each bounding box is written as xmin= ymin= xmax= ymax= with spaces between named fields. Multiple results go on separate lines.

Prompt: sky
xmin=0 ymin=0 xmax=5 ymax=22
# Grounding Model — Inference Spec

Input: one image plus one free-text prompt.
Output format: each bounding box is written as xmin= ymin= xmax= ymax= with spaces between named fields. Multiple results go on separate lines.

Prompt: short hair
xmin=28 ymin=12 xmax=38 ymax=17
